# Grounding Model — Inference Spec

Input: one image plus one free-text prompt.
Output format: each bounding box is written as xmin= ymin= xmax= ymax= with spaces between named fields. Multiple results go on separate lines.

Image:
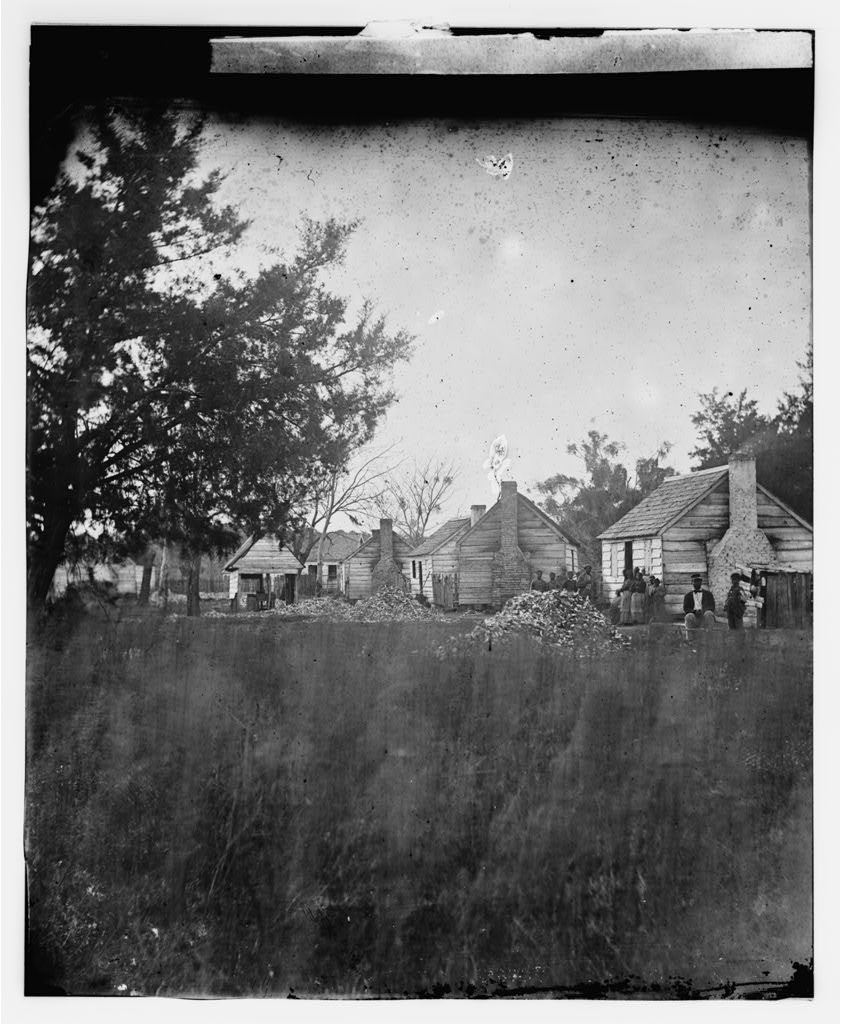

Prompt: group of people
xmin=610 ymin=567 xmax=668 ymax=626
xmin=530 ymin=565 xmax=595 ymax=601
xmin=684 ymin=571 xmax=758 ymax=631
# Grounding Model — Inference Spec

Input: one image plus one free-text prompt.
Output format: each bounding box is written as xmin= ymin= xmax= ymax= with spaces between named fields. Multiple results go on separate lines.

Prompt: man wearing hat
xmin=683 ymin=574 xmax=716 ymax=630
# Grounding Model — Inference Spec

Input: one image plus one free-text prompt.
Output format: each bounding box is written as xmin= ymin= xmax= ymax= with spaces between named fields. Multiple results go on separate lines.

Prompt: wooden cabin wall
xmin=346 ymin=539 xmax=412 ymax=600
xmin=227 ymin=571 xmax=238 ymax=599
xmin=600 ymin=538 xmax=663 ymax=599
xmin=517 ymin=502 xmax=568 ymax=578
xmin=235 ymin=536 xmax=303 ymax=575
xmin=758 ymin=493 xmax=813 ymax=571
xmin=346 ymin=543 xmax=379 ymax=600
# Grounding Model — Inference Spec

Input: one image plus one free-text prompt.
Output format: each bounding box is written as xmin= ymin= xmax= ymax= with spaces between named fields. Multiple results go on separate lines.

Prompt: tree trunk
xmin=156 ymin=542 xmax=170 ymax=608
xmin=138 ymin=547 xmax=157 ymax=606
xmin=186 ymin=552 xmax=202 ymax=617
xmin=27 ymin=511 xmax=73 ymax=609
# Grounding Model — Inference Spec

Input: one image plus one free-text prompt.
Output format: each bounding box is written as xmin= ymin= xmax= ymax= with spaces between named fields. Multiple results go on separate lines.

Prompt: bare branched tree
xmin=294 ymin=442 xmax=403 ymax=575
xmin=373 ymin=458 xmax=459 ymax=547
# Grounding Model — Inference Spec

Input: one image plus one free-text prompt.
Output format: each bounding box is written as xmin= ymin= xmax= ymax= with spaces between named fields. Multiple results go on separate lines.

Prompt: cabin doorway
xmin=624 ymin=541 xmax=634 ymax=576
xmin=284 ymin=573 xmax=296 ymax=605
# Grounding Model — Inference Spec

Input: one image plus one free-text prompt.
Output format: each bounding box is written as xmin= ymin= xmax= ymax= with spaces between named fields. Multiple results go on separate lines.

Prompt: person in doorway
xmin=683 ymin=574 xmax=716 ymax=630
xmin=724 ymin=572 xmax=747 ymax=630
xmin=631 ymin=568 xmax=647 ymax=624
xmin=530 ymin=570 xmax=548 ymax=592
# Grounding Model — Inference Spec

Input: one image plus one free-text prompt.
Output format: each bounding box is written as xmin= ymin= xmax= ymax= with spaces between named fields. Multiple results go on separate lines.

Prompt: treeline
xmin=535 ymin=344 xmax=813 ymax=566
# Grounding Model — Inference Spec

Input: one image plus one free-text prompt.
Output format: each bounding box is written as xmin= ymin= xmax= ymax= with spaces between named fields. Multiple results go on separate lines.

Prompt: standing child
xmin=725 ymin=572 xmax=747 ymax=630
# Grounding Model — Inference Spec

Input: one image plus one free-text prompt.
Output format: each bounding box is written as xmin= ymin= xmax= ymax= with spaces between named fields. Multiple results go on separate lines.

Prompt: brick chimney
xmin=500 ymin=481 xmax=518 ymax=553
xmin=491 ymin=481 xmax=530 ymax=606
xmin=729 ymin=451 xmax=758 ymax=530
xmin=379 ymin=517 xmax=394 ymax=561
xmin=470 ymin=504 xmax=486 ymax=527
xmin=372 ymin=518 xmax=404 ymax=592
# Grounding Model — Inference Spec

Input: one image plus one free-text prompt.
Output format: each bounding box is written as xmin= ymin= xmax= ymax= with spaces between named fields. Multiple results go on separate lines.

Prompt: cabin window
xmin=327 ymin=564 xmax=337 ymax=581
xmin=412 ymin=560 xmax=417 ymax=579
xmin=239 ymin=574 xmax=261 ymax=593
xmin=308 ymin=565 xmax=317 ymax=577
xmin=418 ymin=563 xmax=423 ymax=590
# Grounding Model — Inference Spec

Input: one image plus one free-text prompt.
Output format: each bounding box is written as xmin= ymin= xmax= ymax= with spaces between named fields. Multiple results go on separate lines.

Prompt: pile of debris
xmin=206 ymin=586 xmax=445 ymax=623
xmin=458 ymin=589 xmax=630 ymax=655
xmin=344 ymin=585 xmax=446 ymax=622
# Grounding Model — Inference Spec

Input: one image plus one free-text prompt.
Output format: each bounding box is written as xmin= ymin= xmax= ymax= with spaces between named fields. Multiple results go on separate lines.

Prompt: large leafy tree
xmin=689 ymin=343 xmax=812 ymax=522
xmin=27 ymin=105 xmax=412 ymax=610
xmin=534 ymin=432 xmax=676 ymax=564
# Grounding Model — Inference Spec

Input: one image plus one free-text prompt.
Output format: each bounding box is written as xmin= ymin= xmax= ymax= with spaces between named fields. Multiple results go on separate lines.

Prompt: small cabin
xmin=598 ymin=454 xmax=813 ymax=623
xmin=408 ymin=515 xmax=472 ymax=607
xmin=456 ymin=481 xmax=580 ymax=608
xmin=300 ymin=530 xmax=366 ymax=596
xmin=343 ymin=519 xmax=413 ymax=600
xmin=223 ymin=535 xmax=304 ymax=609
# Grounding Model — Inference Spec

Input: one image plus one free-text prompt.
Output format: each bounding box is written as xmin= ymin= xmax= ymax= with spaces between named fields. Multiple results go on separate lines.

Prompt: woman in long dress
xmin=631 ymin=569 xmax=647 ymax=624
xmin=619 ymin=573 xmax=634 ymax=625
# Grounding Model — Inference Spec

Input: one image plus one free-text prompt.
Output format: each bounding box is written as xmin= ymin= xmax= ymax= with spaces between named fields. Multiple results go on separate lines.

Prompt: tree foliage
xmin=689 ymin=343 xmax=812 ymax=522
xmin=27 ymin=105 xmax=413 ymax=609
xmin=535 ymin=432 xmax=676 ymax=563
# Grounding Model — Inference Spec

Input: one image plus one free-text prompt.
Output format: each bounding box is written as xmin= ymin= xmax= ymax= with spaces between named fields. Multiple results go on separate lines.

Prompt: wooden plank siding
xmin=455 ymin=494 xmax=577 ymax=606
xmin=345 ymin=535 xmax=413 ymax=601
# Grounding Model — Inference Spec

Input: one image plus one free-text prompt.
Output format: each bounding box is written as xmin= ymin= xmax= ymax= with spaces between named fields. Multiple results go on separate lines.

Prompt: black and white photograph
xmin=9 ymin=5 xmax=838 ymax=1009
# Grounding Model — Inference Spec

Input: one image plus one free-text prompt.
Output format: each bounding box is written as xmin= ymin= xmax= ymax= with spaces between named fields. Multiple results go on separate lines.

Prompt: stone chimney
xmin=500 ymin=481 xmax=518 ymax=553
xmin=372 ymin=518 xmax=404 ymax=591
xmin=707 ymin=454 xmax=776 ymax=607
xmin=491 ymin=481 xmax=530 ymax=606
xmin=470 ymin=504 xmax=486 ymax=527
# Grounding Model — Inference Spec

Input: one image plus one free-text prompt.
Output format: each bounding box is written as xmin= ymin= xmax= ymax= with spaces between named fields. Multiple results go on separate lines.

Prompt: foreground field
xmin=25 ymin=610 xmax=812 ymax=997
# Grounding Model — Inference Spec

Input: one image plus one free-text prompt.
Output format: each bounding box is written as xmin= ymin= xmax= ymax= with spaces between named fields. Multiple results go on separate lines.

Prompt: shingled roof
xmin=408 ymin=517 xmax=470 ymax=557
xmin=597 ymin=466 xmax=728 ymax=541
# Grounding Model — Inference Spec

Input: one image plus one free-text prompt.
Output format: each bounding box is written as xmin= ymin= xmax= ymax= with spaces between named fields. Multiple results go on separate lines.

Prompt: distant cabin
xmin=50 ymin=559 xmax=145 ymax=597
xmin=223 ymin=535 xmax=304 ymax=608
xmin=301 ymin=530 xmax=366 ymax=596
xmin=343 ymin=518 xmax=413 ymax=600
xmin=598 ymin=454 xmax=813 ymax=623
xmin=456 ymin=481 xmax=581 ymax=608
xmin=408 ymin=514 xmax=472 ymax=607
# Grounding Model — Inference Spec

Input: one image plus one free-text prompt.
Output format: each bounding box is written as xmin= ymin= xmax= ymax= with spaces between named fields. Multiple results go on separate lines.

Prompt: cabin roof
xmin=597 ymin=466 xmax=729 ymax=540
xmin=302 ymin=530 xmax=367 ymax=564
xmin=408 ymin=518 xmax=470 ymax=557
xmin=457 ymin=490 xmax=580 ymax=548
xmin=345 ymin=527 xmax=414 ymax=560
xmin=222 ymin=535 xmax=304 ymax=573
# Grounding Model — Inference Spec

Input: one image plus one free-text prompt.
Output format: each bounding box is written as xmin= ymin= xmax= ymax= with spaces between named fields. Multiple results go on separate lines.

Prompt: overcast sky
xmin=200 ymin=114 xmax=810 ymax=530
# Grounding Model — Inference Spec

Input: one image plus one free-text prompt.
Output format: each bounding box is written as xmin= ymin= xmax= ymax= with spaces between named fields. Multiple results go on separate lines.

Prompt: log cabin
xmin=343 ymin=519 xmax=413 ymax=600
xmin=455 ymin=481 xmax=581 ymax=608
xmin=223 ymin=535 xmax=304 ymax=609
xmin=598 ymin=453 xmax=813 ymax=620
xmin=407 ymin=513 xmax=473 ymax=606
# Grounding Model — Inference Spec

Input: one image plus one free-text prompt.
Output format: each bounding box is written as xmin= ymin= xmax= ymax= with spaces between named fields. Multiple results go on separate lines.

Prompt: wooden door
xmin=765 ymin=572 xmax=812 ymax=628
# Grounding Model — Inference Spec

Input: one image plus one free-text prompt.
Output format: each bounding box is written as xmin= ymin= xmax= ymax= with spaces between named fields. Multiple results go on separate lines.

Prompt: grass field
xmin=25 ymin=605 xmax=813 ymax=997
